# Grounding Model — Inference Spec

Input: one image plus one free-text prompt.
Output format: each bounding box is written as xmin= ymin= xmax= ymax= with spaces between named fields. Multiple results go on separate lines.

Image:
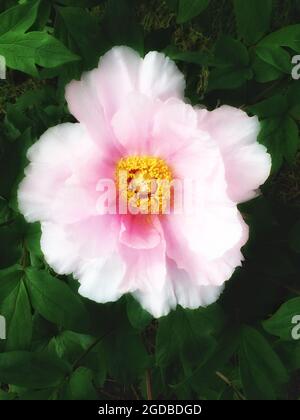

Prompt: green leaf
xmin=208 ymin=67 xmax=252 ymax=91
xmin=0 ymin=0 xmax=39 ymax=36
xmin=25 ymin=268 xmax=90 ymax=333
xmin=0 ymin=222 xmax=23 ymax=269
xmin=177 ymin=0 xmax=210 ymax=24
xmin=258 ymin=116 xmax=299 ymax=171
xmin=103 ymin=0 xmax=143 ymax=54
xmin=263 ymin=298 xmax=300 ymax=341
xmin=260 ymin=24 xmax=300 ymax=51
xmin=174 ymin=328 xmax=240 ymax=394
xmin=24 ymin=223 xmax=42 ymax=258
xmin=233 ymin=0 xmax=272 ymax=45
xmin=62 ymin=367 xmax=98 ymax=400
xmin=250 ymin=95 xmax=300 ymax=171
xmin=0 ymin=31 xmax=80 ymax=76
xmin=0 ymin=265 xmax=23 ymax=302
xmin=0 ymin=351 xmax=70 ymax=388
xmin=208 ymin=36 xmax=252 ymax=91
xmin=214 ymin=35 xmax=249 ymax=67
xmin=156 ymin=305 xmax=224 ymax=384
xmin=47 ymin=330 xmax=93 ymax=364
xmin=239 ymin=326 xmax=288 ymax=400
xmin=126 ymin=295 xmax=152 ymax=331
xmin=252 ymin=54 xmax=283 ymax=83
xmin=1 ymin=279 xmax=32 ymax=351
xmin=250 ymin=94 xmax=288 ymax=119
xmin=56 ymin=6 xmax=103 ymax=68
xmin=102 ymin=317 xmax=149 ymax=384
xmin=164 ymin=45 xmax=211 ymax=66
xmin=255 ymin=45 xmax=292 ymax=74
xmin=0 ymin=197 xmax=14 ymax=225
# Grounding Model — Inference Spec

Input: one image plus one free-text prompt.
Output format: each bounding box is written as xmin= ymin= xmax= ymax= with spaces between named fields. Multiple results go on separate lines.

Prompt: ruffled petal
xmin=198 ymin=106 xmax=271 ymax=203
xmin=119 ymin=215 xmax=162 ymax=250
xmin=77 ymin=254 xmax=126 ymax=304
xmin=119 ymin=237 xmax=176 ymax=317
xmin=163 ymin=211 xmax=248 ymax=287
xmin=139 ymin=51 xmax=185 ymax=101
xmin=41 ymin=222 xmax=81 ymax=275
xmin=167 ymin=259 xmax=224 ymax=309
xmin=18 ymin=123 xmax=99 ymax=223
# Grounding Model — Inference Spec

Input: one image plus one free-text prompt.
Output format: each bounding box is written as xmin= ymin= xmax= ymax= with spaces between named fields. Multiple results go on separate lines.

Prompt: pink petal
xmin=18 ymin=123 xmax=99 ymax=223
xmin=139 ymin=51 xmax=185 ymax=101
xmin=119 ymin=237 xmax=176 ymax=317
xmin=198 ymin=106 xmax=271 ymax=203
xmin=119 ymin=215 xmax=162 ymax=250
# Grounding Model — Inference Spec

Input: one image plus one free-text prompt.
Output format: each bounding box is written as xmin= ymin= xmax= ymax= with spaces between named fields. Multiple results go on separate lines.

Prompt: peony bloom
xmin=18 ymin=46 xmax=271 ymax=318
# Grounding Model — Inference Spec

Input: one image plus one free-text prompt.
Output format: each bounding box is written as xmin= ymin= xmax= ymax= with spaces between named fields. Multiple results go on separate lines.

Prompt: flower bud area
xmin=115 ymin=156 xmax=173 ymax=214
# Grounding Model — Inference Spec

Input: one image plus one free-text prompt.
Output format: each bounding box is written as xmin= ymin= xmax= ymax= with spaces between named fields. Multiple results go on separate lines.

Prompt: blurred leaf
xmin=103 ymin=0 xmax=143 ymax=54
xmin=255 ymin=45 xmax=292 ymax=74
xmin=165 ymin=45 xmax=211 ymax=65
xmin=177 ymin=0 xmax=210 ymax=24
xmin=1 ymin=279 xmax=32 ymax=351
xmin=239 ymin=326 xmax=288 ymax=400
xmin=252 ymin=54 xmax=283 ymax=83
xmin=260 ymin=24 xmax=300 ymax=51
xmin=0 ymin=221 xmax=23 ymax=269
xmin=102 ymin=317 xmax=149 ymax=384
xmin=0 ymin=351 xmax=70 ymax=388
xmin=263 ymin=298 xmax=300 ymax=341
xmin=126 ymin=295 xmax=152 ymax=331
xmin=62 ymin=367 xmax=98 ymax=400
xmin=233 ymin=0 xmax=272 ymax=45
xmin=56 ymin=6 xmax=103 ymax=68
xmin=156 ymin=305 xmax=224 ymax=385
xmin=208 ymin=36 xmax=252 ymax=91
xmin=0 ymin=265 xmax=23 ymax=304
xmin=57 ymin=0 xmax=101 ymax=5
xmin=250 ymin=94 xmax=300 ymax=171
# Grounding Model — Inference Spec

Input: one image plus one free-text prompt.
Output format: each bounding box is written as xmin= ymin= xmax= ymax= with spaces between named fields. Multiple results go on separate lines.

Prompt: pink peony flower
xmin=18 ymin=46 xmax=271 ymax=317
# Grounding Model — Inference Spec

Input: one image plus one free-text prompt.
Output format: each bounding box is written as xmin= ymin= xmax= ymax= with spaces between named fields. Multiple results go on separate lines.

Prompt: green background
xmin=0 ymin=0 xmax=300 ymax=400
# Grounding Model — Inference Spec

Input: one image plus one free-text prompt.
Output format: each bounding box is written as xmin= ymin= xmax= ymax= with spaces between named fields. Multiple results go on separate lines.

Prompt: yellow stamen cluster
xmin=115 ymin=156 xmax=173 ymax=214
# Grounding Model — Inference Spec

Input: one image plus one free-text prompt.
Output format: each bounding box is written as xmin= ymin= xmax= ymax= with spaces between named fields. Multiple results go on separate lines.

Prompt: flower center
xmin=115 ymin=156 xmax=173 ymax=214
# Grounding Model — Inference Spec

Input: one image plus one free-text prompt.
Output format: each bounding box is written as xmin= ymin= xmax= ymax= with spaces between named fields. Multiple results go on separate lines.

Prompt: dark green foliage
xmin=0 ymin=0 xmax=299 ymax=400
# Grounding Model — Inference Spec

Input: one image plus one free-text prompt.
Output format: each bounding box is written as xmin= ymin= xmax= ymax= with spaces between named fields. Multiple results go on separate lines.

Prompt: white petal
xmin=77 ymin=254 xmax=126 ymax=304
xmin=139 ymin=51 xmax=185 ymax=101
xmin=41 ymin=222 xmax=80 ymax=275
